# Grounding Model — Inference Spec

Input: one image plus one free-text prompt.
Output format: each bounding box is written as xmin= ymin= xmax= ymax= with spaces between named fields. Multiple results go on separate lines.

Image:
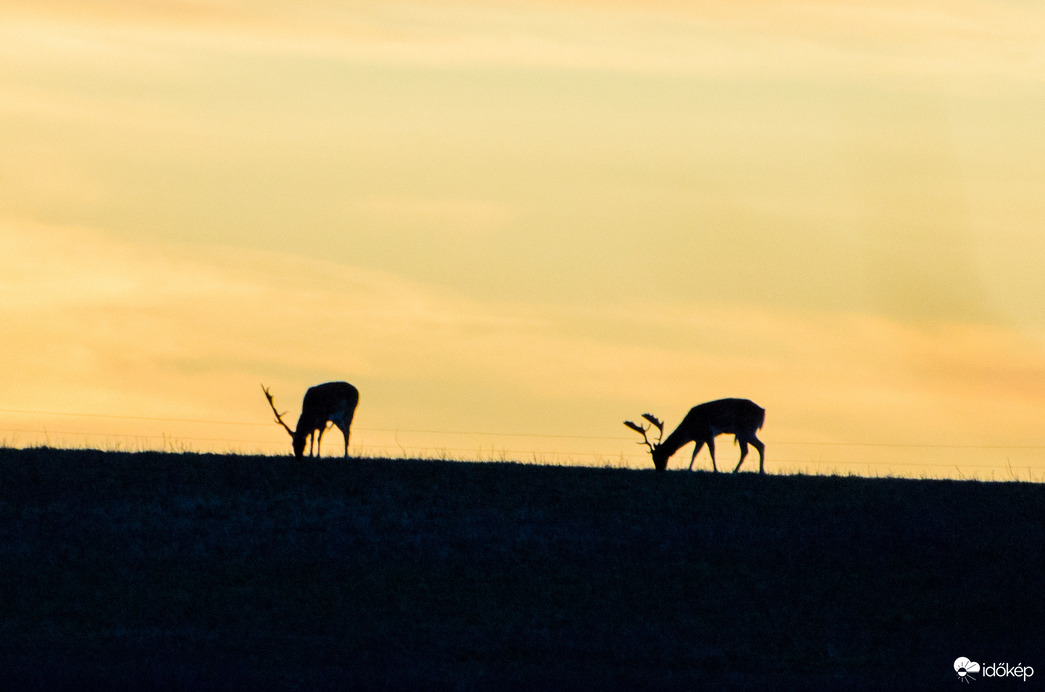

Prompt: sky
xmin=2 ymin=0 xmax=1044 ymax=477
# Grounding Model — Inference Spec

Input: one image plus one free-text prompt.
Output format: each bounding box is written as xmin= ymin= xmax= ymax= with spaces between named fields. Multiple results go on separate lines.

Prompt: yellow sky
xmin=2 ymin=0 xmax=1043 ymax=477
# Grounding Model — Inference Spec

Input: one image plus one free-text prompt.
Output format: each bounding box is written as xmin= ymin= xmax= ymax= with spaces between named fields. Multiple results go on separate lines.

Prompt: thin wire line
xmin=1 ymin=427 xmax=1040 ymax=470
xmin=3 ymin=407 xmax=1045 ymax=452
xmin=0 ymin=408 xmax=264 ymax=427
xmin=771 ymin=441 xmax=1045 ymax=450
xmin=0 ymin=408 xmax=641 ymax=439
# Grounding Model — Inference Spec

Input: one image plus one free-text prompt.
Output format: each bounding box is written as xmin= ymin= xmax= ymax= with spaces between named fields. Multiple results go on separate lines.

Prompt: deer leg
xmin=316 ymin=425 xmax=328 ymax=458
xmin=689 ymin=440 xmax=706 ymax=470
xmin=751 ymin=437 xmax=766 ymax=474
xmin=706 ymin=437 xmax=717 ymax=472
xmin=734 ymin=439 xmax=749 ymax=473
xmin=332 ymin=422 xmax=349 ymax=458
xmin=308 ymin=431 xmax=316 ymax=457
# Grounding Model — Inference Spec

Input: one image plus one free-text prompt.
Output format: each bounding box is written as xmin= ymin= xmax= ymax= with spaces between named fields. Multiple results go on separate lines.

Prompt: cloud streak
xmin=4 ymin=0 xmax=1040 ymax=81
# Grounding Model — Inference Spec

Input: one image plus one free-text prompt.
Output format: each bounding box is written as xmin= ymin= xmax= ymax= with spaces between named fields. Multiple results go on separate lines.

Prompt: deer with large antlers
xmin=262 ymin=381 xmax=359 ymax=458
xmin=625 ymin=398 xmax=765 ymax=473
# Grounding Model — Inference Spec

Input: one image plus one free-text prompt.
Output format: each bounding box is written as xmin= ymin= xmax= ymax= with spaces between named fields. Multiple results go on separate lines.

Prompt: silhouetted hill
xmin=1 ymin=448 xmax=1041 ymax=690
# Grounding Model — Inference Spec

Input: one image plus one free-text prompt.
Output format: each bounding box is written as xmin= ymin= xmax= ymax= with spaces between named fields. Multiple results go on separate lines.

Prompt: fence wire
xmin=1 ymin=407 xmax=1042 ymax=480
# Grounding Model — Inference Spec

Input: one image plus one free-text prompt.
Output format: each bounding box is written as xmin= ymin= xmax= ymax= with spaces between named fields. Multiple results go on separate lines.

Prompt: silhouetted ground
xmin=1 ymin=448 xmax=1042 ymax=690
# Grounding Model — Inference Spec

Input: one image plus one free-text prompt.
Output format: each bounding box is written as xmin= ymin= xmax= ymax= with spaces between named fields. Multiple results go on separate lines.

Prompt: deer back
xmin=689 ymin=398 xmax=765 ymax=436
xmin=297 ymin=381 xmax=359 ymax=432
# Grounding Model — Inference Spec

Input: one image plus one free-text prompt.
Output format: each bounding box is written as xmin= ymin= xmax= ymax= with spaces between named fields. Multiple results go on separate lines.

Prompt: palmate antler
xmin=624 ymin=413 xmax=664 ymax=455
xmin=261 ymin=384 xmax=295 ymax=438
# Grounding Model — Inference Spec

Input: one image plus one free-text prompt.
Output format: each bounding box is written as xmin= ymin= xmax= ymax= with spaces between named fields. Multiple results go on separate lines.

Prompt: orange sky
xmin=2 ymin=1 xmax=1043 ymax=478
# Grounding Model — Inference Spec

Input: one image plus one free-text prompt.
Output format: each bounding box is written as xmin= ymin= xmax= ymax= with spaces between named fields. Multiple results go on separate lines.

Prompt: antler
xmin=624 ymin=413 xmax=664 ymax=455
xmin=642 ymin=413 xmax=664 ymax=439
xmin=261 ymin=384 xmax=295 ymax=438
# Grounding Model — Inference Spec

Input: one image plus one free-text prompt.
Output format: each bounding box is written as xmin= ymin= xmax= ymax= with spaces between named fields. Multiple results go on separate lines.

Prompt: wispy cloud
xmin=5 ymin=0 xmax=1039 ymax=80
xmin=356 ymin=195 xmax=514 ymax=237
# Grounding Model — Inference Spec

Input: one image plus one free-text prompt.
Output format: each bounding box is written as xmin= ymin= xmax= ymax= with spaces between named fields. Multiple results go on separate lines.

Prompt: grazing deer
xmin=625 ymin=398 xmax=766 ymax=473
xmin=262 ymin=382 xmax=359 ymax=458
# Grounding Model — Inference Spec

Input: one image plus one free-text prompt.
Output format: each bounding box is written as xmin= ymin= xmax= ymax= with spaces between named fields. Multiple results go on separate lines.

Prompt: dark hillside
xmin=1 ymin=448 xmax=1042 ymax=690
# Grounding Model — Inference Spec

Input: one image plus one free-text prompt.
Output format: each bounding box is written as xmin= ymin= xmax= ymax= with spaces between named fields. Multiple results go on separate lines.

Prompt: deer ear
xmin=623 ymin=421 xmax=645 ymax=434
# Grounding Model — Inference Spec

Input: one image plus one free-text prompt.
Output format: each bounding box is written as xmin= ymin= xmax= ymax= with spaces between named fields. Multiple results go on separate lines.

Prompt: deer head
xmin=262 ymin=384 xmax=308 ymax=457
xmin=624 ymin=413 xmax=666 ymax=471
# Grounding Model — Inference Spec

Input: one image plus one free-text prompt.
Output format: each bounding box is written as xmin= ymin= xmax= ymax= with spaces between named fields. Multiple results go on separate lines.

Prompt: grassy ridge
xmin=1 ymin=448 xmax=1042 ymax=690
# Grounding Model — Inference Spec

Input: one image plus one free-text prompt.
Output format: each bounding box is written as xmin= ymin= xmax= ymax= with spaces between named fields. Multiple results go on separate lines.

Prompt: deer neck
xmin=658 ymin=425 xmax=693 ymax=458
